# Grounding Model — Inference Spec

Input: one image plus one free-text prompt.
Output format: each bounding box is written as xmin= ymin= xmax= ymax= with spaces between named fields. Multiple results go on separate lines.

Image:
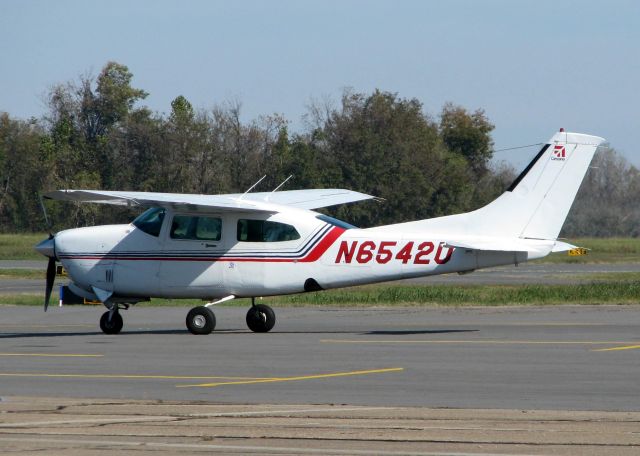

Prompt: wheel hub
xmin=193 ymin=315 xmax=206 ymax=328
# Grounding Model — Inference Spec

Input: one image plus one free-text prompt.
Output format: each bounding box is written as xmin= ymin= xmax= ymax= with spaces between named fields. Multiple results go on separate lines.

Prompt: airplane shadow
xmin=0 ymin=329 xmax=188 ymax=338
xmin=365 ymin=329 xmax=478 ymax=335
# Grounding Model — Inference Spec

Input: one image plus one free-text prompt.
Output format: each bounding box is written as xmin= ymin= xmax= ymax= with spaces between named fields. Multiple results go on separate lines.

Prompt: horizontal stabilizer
xmin=444 ymin=237 xmax=555 ymax=253
xmin=551 ymin=241 xmax=579 ymax=252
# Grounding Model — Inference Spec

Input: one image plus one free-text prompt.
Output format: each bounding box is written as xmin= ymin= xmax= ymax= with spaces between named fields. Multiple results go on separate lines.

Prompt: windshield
xmin=132 ymin=208 xmax=165 ymax=237
xmin=316 ymin=214 xmax=357 ymax=229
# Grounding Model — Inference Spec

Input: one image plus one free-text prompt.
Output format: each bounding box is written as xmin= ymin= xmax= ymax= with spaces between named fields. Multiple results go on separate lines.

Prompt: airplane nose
xmin=35 ymin=236 xmax=56 ymax=258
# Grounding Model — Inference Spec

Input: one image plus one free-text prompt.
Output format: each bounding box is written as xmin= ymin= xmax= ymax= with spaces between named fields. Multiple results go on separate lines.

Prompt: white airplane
xmin=35 ymin=130 xmax=604 ymax=335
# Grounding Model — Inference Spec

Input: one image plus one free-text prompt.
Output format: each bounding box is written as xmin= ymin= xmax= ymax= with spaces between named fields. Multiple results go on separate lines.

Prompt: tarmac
xmin=0 ymin=304 xmax=639 ymax=454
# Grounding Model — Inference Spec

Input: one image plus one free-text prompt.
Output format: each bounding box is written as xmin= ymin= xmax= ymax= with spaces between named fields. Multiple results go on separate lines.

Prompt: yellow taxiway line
xmin=178 ymin=367 xmax=404 ymax=388
xmin=593 ymin=344 xmax=640 ymax=352
xmin=0 ymin=353 xmax=103 ymax=357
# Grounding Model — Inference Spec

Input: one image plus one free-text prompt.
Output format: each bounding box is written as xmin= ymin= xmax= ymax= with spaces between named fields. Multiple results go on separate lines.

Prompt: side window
xmin=237 ymin=219 xmax=300 ymax=242
xmin=170 ymin=215 xmax=222 ymax=241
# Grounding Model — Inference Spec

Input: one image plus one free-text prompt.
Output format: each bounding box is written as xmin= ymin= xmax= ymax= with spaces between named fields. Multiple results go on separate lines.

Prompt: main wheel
xmin=186 ymin=306 xmax=216 ymax=335
xmin=100 ymin=311 xmax=123 ymax=334
xmin=246 ymin=304 xmax=276 ymax=333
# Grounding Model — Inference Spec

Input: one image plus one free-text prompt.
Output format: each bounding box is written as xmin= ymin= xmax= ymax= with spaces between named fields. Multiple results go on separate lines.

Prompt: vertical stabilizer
xmin=497 ymin=131 xmax=604 ymax=239
xmin=377 ymin=130 xmax=605 ymax=240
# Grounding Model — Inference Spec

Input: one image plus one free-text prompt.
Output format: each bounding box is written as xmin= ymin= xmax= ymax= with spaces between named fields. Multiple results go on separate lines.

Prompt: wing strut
xmin=204 ymin=295 xmax=236 ymax=308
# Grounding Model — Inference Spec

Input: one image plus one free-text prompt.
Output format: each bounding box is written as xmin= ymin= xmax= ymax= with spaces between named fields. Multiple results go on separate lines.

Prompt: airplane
xmin=35 ymin=129 xmax=604 ymax=335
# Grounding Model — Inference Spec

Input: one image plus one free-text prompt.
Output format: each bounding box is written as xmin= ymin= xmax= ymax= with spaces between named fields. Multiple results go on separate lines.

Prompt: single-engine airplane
xmin=35 ymin=130 xmax=604 ymax=335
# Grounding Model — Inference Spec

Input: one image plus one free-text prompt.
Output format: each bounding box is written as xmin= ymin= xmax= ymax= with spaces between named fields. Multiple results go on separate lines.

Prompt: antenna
xmin=239 ymin=175 xmax=266 ymax=200
xmin=271 ymin=175 xmax=293 ymax=193
xmin=265 ymin=175 xmax=293 ymax=202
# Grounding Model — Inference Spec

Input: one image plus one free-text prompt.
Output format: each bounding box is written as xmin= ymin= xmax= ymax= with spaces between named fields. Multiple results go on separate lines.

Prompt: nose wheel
xmin=99 ymin=310 xmax=123 ymax=334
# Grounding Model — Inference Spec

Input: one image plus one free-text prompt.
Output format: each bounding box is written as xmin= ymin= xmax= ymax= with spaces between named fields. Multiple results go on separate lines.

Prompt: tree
xmin=306 ymin=90 xmax=474 ymax=227
xmin=439 ymin=103 xmax=494 ymax=175
xmin=563 ymin=147 xmax=640 ymax=237
xmin=0 ymin=113 xmax=51 ymax=231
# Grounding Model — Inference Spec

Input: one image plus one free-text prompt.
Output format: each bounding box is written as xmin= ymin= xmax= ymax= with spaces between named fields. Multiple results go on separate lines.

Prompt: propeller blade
xmin=45 ymin=257 xmax=56 ymax=312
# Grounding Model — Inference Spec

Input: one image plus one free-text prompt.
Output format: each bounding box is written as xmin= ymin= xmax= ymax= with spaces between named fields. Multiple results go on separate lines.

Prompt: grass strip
xmin=0 ymin=269 xmax=46 ymax=280
xmin=2 ymin=282 xmax=638 ymax=307
xmin=538 ymin=237 xmax=640 ymax=263
xmin=0 ymin=233 xmax=47 ymax=260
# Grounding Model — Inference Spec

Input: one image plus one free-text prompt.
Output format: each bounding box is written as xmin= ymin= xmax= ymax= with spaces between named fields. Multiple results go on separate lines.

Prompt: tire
xmin=246 ymin=304 xmax=276 ymax=333
xmin=100 ymin=311 xmax=123 ymax=334
xmin=186 ymin=306 xmax=216 ymax=335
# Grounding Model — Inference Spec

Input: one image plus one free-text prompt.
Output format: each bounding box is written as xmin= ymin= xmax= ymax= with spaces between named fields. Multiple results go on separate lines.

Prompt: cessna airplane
xmin=35 ymin=130 xmax=603 ymax=335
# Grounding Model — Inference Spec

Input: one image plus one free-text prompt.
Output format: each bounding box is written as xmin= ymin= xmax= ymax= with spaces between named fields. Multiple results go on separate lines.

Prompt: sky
xmin=1 ymin=0 xmax=638 ymax=169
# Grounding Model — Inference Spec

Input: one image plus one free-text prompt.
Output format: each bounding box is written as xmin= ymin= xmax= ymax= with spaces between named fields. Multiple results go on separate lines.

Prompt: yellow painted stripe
xmin=593 ymin=344 xmax=640 ymax=352
xmin=321 ymin=339 xmax=639 ymax=346
xmin=0 ymin=373 xmax=270 ymax=380
xmin=0 ymin=353 xmax=103 ymax=358
xmin=178 ymin=367 xmax=404 ymax=388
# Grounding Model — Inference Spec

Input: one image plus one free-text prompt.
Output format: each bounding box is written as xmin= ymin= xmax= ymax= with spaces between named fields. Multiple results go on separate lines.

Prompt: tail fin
xmin=478 ymin=130 xmax=604 ymax=239
xmin=381 ymin=130 xmax=605 ymax=240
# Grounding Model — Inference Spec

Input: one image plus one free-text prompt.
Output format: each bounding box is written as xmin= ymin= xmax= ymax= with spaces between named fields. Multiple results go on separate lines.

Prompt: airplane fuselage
xmin=55 ymin=207 xmax=533 ymax=301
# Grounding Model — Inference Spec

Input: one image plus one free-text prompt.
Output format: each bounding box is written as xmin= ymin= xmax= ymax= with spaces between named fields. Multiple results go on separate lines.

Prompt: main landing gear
xmin=185 ymin=297 xmax=276 ymax=335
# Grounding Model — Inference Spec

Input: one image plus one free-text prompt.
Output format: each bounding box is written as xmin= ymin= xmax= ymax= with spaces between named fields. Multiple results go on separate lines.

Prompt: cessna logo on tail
xmin=551 ymin=145 xmax=566 ymax=161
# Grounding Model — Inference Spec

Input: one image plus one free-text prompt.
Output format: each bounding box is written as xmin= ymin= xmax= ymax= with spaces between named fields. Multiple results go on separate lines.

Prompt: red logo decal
xmin=552 ymin=145 xmax=566 ymax=160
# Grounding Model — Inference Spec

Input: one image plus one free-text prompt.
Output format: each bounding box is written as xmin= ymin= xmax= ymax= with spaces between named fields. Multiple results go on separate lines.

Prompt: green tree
xmin=563 ymin=147 xmax=640 ymax=237
xmin=310 ymin=90 xmax=472 ymax=227
xmin=0 ymin=113 xmax=51 ymax=231
xmin=439 ymin=103 xmax=494 ymax=176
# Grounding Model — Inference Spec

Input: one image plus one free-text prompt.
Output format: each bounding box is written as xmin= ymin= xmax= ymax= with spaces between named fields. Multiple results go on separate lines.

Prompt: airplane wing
xmin=240 ymin=189 xmax=377 ymax=209
xmin=44 ymin=189 xmax=376 ymax=212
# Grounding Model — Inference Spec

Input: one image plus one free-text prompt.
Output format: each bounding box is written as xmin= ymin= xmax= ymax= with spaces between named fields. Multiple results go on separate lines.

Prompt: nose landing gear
xmin=99 ymin=308 xmax=124 ymax=334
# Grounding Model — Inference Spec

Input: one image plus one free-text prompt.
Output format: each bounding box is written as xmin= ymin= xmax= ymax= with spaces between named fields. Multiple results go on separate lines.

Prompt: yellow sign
xmin=568 ymin=247 xmax=589 ymax=256
xmin=56 ymin=265 xmax=67 ymax=276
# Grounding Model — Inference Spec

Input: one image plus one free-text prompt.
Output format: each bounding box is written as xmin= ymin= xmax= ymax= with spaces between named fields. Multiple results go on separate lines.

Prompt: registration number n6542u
xmin=334 ymin=241 xmax=453 ymax=265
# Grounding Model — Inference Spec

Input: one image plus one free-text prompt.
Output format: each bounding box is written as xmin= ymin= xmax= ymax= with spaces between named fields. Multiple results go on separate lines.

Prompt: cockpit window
xmin=170 ymin=215 xmax=222 ymax=241
xmin=316 ymin=214 xmax=357 ymax=229
xmin=237 ymin=219 xmax=300 ymax=242
xmin=132 ymin=208 xmax=165 ymax=237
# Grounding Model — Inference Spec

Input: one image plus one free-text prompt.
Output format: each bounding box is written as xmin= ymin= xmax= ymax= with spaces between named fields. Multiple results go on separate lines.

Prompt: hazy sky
xmin=1 ymin=0 xmax=638 ymax=168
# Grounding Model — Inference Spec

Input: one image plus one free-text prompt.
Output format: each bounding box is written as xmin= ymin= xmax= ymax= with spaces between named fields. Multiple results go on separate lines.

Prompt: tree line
xmin=0 ymin=61 xmax=637 ymax=236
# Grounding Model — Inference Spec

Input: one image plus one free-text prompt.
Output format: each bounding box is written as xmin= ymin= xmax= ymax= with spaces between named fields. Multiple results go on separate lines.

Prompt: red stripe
xmin=298 ymin=226 xmax=345 ymax=262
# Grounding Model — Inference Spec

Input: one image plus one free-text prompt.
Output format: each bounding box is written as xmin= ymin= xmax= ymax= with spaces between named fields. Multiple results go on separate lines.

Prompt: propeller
xmin=44 ymin=252 xmax=56 ymax=312
xmin=36 ymin=195 xmax=57 ymax=312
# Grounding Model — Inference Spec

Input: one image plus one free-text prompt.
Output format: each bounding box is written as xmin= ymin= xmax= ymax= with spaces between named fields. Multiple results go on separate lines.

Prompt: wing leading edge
xmin=45 ymin=189 xmax=376 ymax=213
